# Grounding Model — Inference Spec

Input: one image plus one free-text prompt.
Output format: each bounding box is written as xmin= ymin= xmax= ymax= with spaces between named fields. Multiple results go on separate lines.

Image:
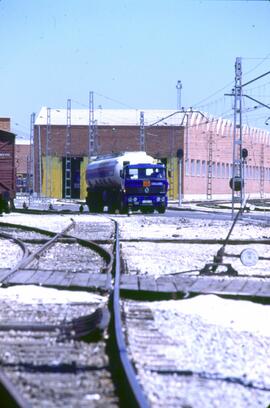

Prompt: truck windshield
xmin=125 ymin=167 xmax=165 ymax=179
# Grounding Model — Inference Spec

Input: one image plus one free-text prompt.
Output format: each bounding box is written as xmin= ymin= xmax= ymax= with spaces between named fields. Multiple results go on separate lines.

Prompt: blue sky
xmin=0 ymin=0 xmax=269 ymax=139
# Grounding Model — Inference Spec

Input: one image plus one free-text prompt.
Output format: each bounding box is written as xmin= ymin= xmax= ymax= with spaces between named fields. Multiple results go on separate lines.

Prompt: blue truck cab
xmin=123 ymin=163 xmax=168 ymax=213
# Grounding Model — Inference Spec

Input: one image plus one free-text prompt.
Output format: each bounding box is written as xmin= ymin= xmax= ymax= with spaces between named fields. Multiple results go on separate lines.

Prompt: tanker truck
xmin=85 ymin=151 xmax=168 ymax=214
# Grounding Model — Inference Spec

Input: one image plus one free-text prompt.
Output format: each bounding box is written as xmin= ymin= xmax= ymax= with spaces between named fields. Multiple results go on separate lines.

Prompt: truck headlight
xmin=156 ymin=197 xmax=161 ymax=202
xmin=128 ymin=197 xmax=133 ymax=203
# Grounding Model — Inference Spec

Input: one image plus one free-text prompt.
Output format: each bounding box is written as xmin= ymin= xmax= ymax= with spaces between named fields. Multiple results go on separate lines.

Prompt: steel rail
xmin=113 ymin=222 xmax=150 ymax=408
xmin=0 ymin=231 xmax=30 ymax=260
xmin=0 ymin=369 xmax=32 ymax=408
xmin=2 ymin=220 xmax=76 ymax=283
xmin=0 ymin=220 xmax=113 ymax=407
xmin=0 ymin=221 xmax=113 ymax=275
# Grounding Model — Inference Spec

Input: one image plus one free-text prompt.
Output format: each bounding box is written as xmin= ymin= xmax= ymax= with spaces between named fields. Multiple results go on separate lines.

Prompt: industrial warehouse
xmin=32 ymin=105 xmax=270 ymax=202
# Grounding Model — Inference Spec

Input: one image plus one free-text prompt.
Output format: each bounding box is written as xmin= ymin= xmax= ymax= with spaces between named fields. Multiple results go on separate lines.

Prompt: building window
xmin=196 ymin=160 xmax=201 ymax=176
xmin=212 ymin=162 xmax=216 ymax=177
xmin=221 ymin=163 xmax=225 ymax=178
xmin=185 ymin=159 xmax=189 ymax=176
xmin=191 ymin=159 xmax=195 ymax=176
xmin=245 ymin=165 xmax=249 ymax=179
xmin=226 ymin=163 xmax=229 ymax=178
xmin=217 ymin=162 xmax=221 ymax=178
xmin=202 ymin=160 xmax=206 ymax=176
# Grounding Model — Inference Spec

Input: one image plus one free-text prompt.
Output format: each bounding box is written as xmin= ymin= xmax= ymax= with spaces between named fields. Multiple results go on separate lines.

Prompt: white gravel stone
xmin=117 ymin=215 xmax=270 ymax=277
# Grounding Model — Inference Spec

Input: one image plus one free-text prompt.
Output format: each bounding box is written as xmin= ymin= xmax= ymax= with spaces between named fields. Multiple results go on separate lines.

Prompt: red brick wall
xmin=15 ymin=144 xmax=30 ymax=174
xmin=34 ymin=125 xmax=184 ymax=158
xmin=33 ymin=124 xmax=184 ymax=193
xmin=33 ymin=119 xmax=270 ymax=197
xmin=183 ymin=118 xmax=270 ymax=196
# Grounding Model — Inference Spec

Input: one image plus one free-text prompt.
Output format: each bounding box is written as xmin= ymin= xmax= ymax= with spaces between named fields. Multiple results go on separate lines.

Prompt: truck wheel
xmin=0 ymin=198 xmax=5 ymax=214
xmin=141 ymin=208 xmax=154 ymax=214
xmin=3 ymin=199 xmax=13 ymax=213
xmin=157 ymin=206 xmax=166 ymax=214
xmin=120 ymin=206 xmax=128 ymax=214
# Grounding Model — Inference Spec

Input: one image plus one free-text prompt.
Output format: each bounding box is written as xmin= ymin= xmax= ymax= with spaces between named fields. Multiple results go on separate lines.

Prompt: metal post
xmin=64 ymin=99 xmax=72 ymax=199
xmin=29 ymin=113 xmax=35 ymax=194
xmin=178 ymin=158 xmax=182 ymax=206
xmin=185 ymin=113 xmax=189 ymax=159
xmin=176 ymin=80 xmax=182 ymax=110
xmin=38 ymin=125 xmax=42 ymax=197
xmin=45 ymin=108 xmax=51 ymax=197
xmin=232 ymin=57 xmax=243 ymax=216
xmin=89 ymin=91 xmax=96 ymax=159
xmin=140 ymin=111 xmax=145 ymax=151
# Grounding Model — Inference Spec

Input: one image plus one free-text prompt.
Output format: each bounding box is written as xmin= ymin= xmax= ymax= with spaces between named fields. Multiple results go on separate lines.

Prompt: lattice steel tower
xmin=89 ymin=91 xmax=97 ymax=158
xmin=140 ymin=111 xmax=145 ymax=151
xmin=29 ymin=112 xmax=35 ymax=193
xmin=64 ymin=99 xmax=72 ymax=199
xmin=232 ymin=57 xmax=244 ymax=214
xmin=45 ymin=108 xmax=52 ymax=197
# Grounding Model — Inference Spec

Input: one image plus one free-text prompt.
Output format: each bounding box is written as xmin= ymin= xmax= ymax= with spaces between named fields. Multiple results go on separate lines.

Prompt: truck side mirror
xmin=120 ymin=170 xmax=124 ymax=178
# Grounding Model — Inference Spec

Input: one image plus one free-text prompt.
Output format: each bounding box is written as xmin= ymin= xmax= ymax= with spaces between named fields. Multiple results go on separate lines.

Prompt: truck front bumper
xmin=126 ymin=195 xmax=167 ymax=209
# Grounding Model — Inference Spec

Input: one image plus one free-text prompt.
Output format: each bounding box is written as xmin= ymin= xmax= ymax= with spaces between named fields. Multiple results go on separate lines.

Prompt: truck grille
xmin=126 ymin=185 xmax=165 ymax=195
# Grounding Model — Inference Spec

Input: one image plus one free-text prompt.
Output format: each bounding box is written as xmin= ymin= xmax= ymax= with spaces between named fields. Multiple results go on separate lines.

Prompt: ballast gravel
xmin=123 ymin=295 xmax=270 ymax=408
xmin=116 ymin=215 xmax=270 ymax=277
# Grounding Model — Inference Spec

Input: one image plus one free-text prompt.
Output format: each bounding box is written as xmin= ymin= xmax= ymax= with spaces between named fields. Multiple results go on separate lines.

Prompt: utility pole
xmin=231 ymin=57 xmax=244 ymax=215
xmin=46 ymin=108 xmax=51 ymax=198
xmin=29 ymin=112 xmax=35 ymax=194
xmin=260 ymin=144 xmax=265 ymax=199
xmin=176 ymin=80 xmax=182 ymax=110
xmin=207 ymin=120 xmax=214 ymax=200
xmin=38 ymin=125 xmax=42 ymax=197
xmin=140 ymin=111 xmax=145 ymax=151
xmin=64 ymin=99 xmax=72 ymax=199
xmin=225 ymin=58 xmax=270 ymax=216
xmin=89 ymin=91 xmax=96 ymax=159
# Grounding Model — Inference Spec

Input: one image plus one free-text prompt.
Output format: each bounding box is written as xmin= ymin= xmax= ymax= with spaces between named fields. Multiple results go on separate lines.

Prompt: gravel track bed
xmin=118 ymin=216 xmax=270 ymax=277
xmin=0 ymin=218 xmax=114 ymax=274
xmin=0 ymin=288 xmax=117 ymax=407
xmin=123 ymin=299 xmax=270 ymax=408
xmin=26 ymin=242 xmax=105 ymax=273
xmin=68 ymin=219 xmax=114 ymax=241
xmin=116 ymin=216 xmax=270 ymax=241
xmin=0 ymin=239 xmax=24 ymax=268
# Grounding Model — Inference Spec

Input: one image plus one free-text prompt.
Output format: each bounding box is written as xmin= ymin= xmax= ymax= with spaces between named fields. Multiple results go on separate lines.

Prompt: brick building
xmin=15 ymin=143 xmax=30 ymax=193
xmin=34 ymin=107 xmax=270 ymax=201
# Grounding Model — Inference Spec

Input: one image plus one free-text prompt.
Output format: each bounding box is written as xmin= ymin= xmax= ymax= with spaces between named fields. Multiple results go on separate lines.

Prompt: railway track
xmin=0 ymin=215 xmax=150 ymax=407
xmin=0 ymin=211 xmax=269 ymax=407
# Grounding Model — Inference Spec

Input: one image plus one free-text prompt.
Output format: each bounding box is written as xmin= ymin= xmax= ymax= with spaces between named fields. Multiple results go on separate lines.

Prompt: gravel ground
xmin=0 ymin=286 xmax=117 ymax=407
xmin=1 ymin=211 xmax=270 ymax=407
xmin=116 ymin=214 xmax=270 ymax=407
xmin=117 ymin=215 xmax=270 ymax=277
xmin=1 ymin=212 xmax=114 ymax=239
xmin=123 ymin=296 xmax=270 ymax=408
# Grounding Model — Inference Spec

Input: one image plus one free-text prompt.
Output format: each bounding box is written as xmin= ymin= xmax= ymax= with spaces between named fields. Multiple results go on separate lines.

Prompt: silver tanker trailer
xmin=85 ymin=152 xmax=168 ymax=213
